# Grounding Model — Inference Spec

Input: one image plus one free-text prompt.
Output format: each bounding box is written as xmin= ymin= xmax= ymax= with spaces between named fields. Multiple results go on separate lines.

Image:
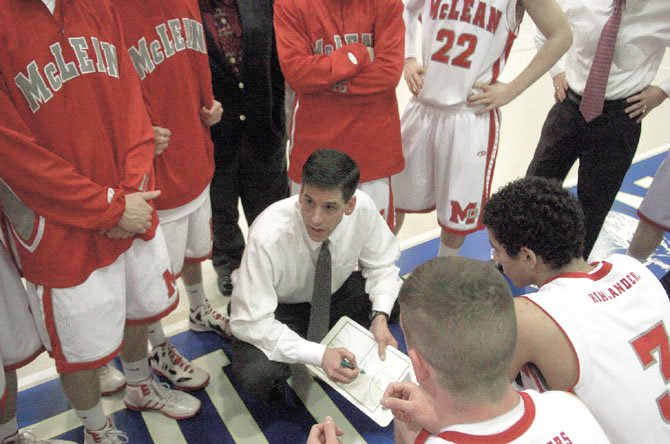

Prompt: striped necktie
xmin=579 ymin=0 xmax=625 ymax=122
xmin=307 ymin=240 xmax=332 ymax=342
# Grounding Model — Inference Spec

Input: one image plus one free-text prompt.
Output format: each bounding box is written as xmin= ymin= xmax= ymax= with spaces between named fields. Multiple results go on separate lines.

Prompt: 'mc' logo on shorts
xmin=450 ymin=201 xmax=479 ymax=225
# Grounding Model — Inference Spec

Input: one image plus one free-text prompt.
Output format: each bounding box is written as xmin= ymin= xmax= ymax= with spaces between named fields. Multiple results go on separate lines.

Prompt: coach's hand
xmin=403 ymin=58 xmax=425 ymax=96
xmin=625 ymin=85 xmax=667 ymax=123
xmin=370 ymin=314 xmax=397 ymax=361
xmin=552 ymin=72 xmax=568 ymax=102
xmin=381 ymin=382 xmax=440 ymax=434
xmin=119 ymin=190 xmax=160 ymax=234
xmin=322 ymin=347 xmax=359 ymax=384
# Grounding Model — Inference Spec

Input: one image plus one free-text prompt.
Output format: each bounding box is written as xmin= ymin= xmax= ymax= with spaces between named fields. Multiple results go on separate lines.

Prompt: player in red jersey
xmin=0 ymin=1 xmax=201 ymax=441
xmin=274 ymin=0 xmax=405 ymax=229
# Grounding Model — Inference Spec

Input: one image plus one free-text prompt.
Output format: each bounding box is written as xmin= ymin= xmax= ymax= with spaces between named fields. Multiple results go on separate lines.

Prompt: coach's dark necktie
xmin=307 ymin=240 xmax=332 ymax=342
xmin=579 ymin=0 xmax=624 ymax=122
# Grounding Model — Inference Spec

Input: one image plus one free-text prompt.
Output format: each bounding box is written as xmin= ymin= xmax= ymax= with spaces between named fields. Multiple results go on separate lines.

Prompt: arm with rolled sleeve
xmin=230 ymin=238 xmax=327 ymax=367
xmin=359 ymin=210 xmax=402 ymax=316
xmin=274 ymin=0 xmax=371 ymax=94
xmin=344 ymin=0 xmax=404 ymax=96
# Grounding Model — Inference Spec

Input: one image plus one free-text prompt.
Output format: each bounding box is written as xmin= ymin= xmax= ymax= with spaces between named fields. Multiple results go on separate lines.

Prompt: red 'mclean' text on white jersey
xmin=404 ymin=0 xmax=519 ymax=107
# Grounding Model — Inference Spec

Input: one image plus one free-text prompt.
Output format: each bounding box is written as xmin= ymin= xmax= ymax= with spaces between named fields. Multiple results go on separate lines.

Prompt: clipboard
xmin=305 ymin=316 xmax=413 ymax=426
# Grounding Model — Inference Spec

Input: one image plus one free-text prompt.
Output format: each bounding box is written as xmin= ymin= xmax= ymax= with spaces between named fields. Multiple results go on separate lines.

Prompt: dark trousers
xmin=210 ymin=140 xmax=288 ymax=271
xmin=231 ymin=272 xmax=398 ymax=404
xmin=527 ymin=90 xmax=641 ymax=258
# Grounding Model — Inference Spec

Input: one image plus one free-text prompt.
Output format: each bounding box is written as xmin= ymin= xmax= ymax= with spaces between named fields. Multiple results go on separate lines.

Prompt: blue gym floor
xmin=17 ymin=149 xmax=670 ymax=443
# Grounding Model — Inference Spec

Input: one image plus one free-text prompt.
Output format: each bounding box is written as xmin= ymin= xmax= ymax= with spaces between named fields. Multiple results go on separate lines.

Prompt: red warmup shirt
xmin=274 ymin=0 xmax=405 ymax=183
xmin=0 ymin=0 xmax=157 ymax=288
xmin=115 ymin=0 xmax=215 ymax=210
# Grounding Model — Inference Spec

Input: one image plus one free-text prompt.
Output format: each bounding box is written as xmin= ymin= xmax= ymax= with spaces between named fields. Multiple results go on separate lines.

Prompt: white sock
xmin=185 ymin=283 xmax=207 ymax=310
xmin=121 ymin=357 xmax=152 ymax=385
xmin=438 ymin=242 xmax=460 ymax=257
xmin=75 ymin=400 xmax=107 ymax=432
xmin=147 ymin=321 xmax=167 ymax=348
xmin=0 ymin=417 xmax=18 ymax=442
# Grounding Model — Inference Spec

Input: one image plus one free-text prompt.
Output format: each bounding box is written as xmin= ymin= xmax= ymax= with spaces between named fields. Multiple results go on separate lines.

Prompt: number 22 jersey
xmin=404 ymin=0 xmax=519 ymax=107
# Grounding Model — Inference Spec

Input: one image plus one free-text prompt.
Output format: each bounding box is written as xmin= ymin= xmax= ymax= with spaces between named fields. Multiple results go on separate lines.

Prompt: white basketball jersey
xmin=523 ymin=254 xmax=670 ymax=443
xmin=418 ymin=390 xmax=609 ymax=443
xmin=404 ymin=0 xmax=519 ymax=107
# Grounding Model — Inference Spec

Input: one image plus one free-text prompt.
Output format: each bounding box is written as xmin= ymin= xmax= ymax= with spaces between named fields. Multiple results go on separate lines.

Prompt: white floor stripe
xmin=615 ymin=191 xmax=643 ymax=210
xmin=288 ymin=365 xmax=367 ymax=444
xmin=143 ymin=409 xmax=187 ymax=444
xmin=195 ymin=350 xmax=269 ymax=444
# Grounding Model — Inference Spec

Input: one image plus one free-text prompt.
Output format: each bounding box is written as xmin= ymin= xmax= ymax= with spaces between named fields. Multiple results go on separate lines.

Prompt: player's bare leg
xmin=628 ymin=219 xmax=664 ymax=262
xmin=122 ymin=324 xmax=201 ymax=418
xmin=439 ymin=230 xmax=465 ymax=257
xmin=60 ymin=366 xmax=115 ymax=442
xmin=145 ymin=262 xmax=217 ymax=392
xmin=60 ymin=369 xmax=100 ymax=412
xmin=1 ymin=370 xmax=77 ymax=443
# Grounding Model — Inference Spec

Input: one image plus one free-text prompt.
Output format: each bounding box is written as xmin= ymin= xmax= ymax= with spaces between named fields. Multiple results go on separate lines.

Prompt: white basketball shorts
xmin=0 ymin=246 xmax=43 ymax=372
xmin=393 ymin=99 xmax=500 ymax=234
xmin=158 ymin=187 xmax=213 ymax=276
xmin=25 ymin=226 xmax=178 ymax=373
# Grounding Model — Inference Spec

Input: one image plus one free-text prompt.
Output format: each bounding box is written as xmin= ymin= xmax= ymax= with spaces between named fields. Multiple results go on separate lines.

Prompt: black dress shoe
xmin=215 ymin=265 xmax=233 ymax=296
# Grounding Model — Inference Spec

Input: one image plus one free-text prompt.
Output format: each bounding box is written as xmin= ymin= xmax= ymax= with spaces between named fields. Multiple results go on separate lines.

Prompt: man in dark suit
xmin=199 ymin=0 xmax=289 ymax=299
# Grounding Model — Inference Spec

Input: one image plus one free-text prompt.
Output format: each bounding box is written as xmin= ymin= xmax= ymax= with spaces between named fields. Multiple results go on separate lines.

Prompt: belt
xmin=566 ymin=89 xmax=632 ymax=113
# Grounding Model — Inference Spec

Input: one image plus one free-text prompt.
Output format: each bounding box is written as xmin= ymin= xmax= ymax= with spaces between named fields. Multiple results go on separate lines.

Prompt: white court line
xmin=196 ymin=350 xmax=269 ymax=444
xmin=142 ymin=409 xmax=187 ymax=444
xmin=288 ymin=366 xmax=367 ymax=444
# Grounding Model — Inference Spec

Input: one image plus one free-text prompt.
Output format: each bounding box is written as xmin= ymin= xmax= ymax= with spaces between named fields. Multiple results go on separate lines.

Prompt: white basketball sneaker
xmin=2 ymin=430 xmax=77 ymax=444
xmin=83 ymin=418 xmax=128 ymax=444
xmin=99 ymin=363 xmax=126 ymax=396
xmin=124 ymin=378 xmax=201 ymax=419
xmin=149 ymin=341 xmax=210 ymax=391
xmin=188 ymin=302 xmax=232 ymax=338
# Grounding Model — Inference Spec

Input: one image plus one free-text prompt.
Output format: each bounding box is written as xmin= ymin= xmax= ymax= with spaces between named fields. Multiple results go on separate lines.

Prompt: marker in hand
xmin=340 ymin=358 xmax=365 ymax=374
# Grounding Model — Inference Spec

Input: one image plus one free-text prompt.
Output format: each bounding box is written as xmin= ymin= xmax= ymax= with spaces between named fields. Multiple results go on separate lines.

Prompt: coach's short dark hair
xmin=483 ymin=177 xmax=585 ymax=269
xmin=301 ymin=149 xmax=360 ymax=202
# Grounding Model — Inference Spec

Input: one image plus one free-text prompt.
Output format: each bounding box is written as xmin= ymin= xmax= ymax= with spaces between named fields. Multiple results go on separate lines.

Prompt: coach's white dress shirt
xmin=230 ymin=190 xmax=402 ymax=367
xmin=535 ymin=0 xmax=670 ymax=98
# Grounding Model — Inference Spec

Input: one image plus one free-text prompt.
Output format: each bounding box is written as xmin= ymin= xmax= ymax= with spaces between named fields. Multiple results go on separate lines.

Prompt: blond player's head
xmin=399 ymin=256 xmax=516 ymax=402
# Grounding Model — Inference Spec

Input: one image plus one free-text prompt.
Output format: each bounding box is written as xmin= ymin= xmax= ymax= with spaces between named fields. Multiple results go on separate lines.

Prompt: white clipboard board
xmin=305 ymin=316 xmax=413 ymax=426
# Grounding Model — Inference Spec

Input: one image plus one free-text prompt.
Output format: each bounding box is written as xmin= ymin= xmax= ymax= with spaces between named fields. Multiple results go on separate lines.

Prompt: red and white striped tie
xmin=579 ymin=0 xmax=625 ymax=122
